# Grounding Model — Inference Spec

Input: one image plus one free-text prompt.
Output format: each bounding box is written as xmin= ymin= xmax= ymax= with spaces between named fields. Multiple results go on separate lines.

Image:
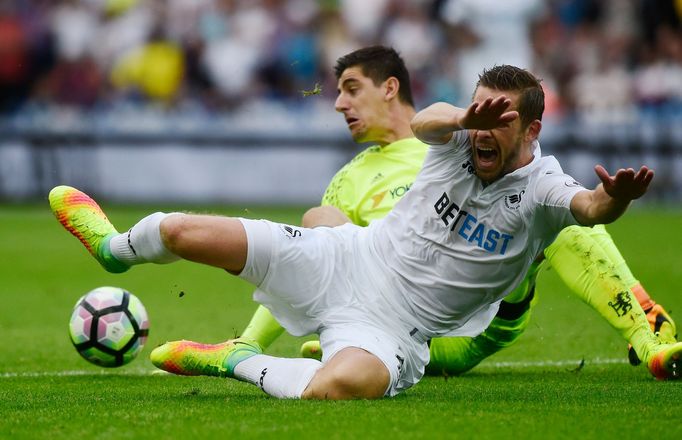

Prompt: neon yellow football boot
xmin=628 ymin=303 xmax=677 ymax=366
xmin=647 ymin=341 xmax=682 ymax=380
xmin=48 ymin=185 xmax=128 ymax=273
xmin=150 ymin=338 xmax=262 ymax=377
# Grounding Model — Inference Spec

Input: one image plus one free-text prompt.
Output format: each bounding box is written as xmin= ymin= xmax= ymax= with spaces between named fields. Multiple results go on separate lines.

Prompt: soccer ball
xmin=69 ymin=286 xmax=150 ymax=367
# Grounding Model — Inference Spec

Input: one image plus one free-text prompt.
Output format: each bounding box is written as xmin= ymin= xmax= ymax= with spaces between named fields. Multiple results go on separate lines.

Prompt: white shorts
xmin=237 ymin=218 xmax=430 ymax=396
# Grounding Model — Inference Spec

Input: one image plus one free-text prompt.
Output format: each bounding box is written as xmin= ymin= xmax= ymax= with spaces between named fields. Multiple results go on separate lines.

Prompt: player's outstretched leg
xmin=49 ymin=185 xmax=129 ymax=273
xmin=150 ymin=338 xmax=262 ymax=377
xmin=50 ymin=185 xmax=189 ymax=272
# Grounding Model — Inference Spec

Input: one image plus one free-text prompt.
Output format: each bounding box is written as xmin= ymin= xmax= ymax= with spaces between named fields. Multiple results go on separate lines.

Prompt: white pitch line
xmin=482 ymin=357 xmax=629 ymax=369
xmin=0 ymin=369 xmax=157 ymax=378
xmin=0 ymin=358 xmax=630 ymax=378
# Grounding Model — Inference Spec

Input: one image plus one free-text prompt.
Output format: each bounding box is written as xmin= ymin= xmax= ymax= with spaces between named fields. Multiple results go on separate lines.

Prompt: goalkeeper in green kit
xmin=239 ymin=46 xmax=677 ymax=377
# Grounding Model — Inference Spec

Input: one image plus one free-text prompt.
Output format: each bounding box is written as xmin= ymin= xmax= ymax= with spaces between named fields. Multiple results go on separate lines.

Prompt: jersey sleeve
xmin=532 ymin=172 xmax=586 ymax=231
xmin=427 ymin=130 xmax=469 ymax=153
xmin=450 ymin=130 xmax=469 ymax=151
xmin=417 ymin=130 xmax=471 ymax=180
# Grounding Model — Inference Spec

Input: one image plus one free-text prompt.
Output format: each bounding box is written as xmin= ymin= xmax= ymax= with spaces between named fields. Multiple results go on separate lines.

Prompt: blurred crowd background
xmin=1 ymin=0 xmax=681 ymax=123
xmin=2 ymin=0 xmax=682 ymax=203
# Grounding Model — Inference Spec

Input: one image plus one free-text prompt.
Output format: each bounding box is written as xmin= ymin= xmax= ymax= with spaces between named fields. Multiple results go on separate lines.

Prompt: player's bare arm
xmin=411 ymin=97 xmax=518 ymax=145
xmin=570 ymin=165 xmax=654 ymax=226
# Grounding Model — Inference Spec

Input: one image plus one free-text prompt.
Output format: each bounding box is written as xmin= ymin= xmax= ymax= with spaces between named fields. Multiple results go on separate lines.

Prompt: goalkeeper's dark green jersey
xmin=321 ymin=137 xmax=428 ymax=226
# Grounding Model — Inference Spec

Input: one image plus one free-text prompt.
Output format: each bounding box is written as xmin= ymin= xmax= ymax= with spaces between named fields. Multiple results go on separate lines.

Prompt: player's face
xmin=469 ymin=86 xmax=535 ymax=183
xmin=335 ymin=67 xmax=390 ymax=143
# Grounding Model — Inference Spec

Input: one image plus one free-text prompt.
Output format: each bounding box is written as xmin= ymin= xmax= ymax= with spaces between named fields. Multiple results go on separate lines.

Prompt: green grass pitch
xmin=1 ymin=203 xmax=680 ymax=439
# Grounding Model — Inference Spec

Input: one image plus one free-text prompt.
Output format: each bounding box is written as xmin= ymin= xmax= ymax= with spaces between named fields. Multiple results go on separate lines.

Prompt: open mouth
xmin=346 ymin=117 xmax=359 ymax=127
xmin=476 ymin=146 xmax=498 ymax=168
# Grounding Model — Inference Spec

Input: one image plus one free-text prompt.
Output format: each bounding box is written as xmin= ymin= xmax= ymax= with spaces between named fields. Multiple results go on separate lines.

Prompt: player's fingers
xmin=631 ymin=169 xmax=654 ymax=199
xmin=499 ymin=111 xmax=519 ymax=123
xmin=475 ymin=97 xmax=493 ymax=113
xmin=488 ymin=97 xmax=510 ymax=116
xmin=594 ymin=165 xmax=611 ymax=183
xmin=498 ymin=97 xmax=512 ymax=110
xmin=464 ymin=101 xmax=479 ymax=120
xmin=614 ymin=168 xmax=635 ymax=184
xmin=489 ymin=95 xmax=508 ymax=107
xmin=633 ymin=166 xmax=650 ymax=179
xmin=634 ymin=168 xmax=654 ymax=188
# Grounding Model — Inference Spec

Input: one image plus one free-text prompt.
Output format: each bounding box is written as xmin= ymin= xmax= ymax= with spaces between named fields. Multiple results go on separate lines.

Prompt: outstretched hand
xmin=595 ymin=165 xmax=654 ymax=201
xmin=460 ymin=96 xmax=519 ymax=130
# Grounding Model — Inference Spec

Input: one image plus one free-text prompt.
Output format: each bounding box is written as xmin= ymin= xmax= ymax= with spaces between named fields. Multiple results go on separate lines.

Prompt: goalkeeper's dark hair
xmin=334 ymin=46 xmax=414 ymax=107
xmin=476 ymin=65 xmax=544 ymax=129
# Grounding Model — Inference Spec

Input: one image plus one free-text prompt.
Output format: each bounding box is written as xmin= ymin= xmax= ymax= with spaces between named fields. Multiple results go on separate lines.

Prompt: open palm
xmin=595 ymin=165 xmax=654 ymax=200
xmin=461 ymin=96 xmax=519 ymax=130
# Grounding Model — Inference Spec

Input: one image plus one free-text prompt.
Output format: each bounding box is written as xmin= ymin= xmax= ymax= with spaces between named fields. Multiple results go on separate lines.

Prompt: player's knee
xmin=303 ymin=349 xmax=390 ymax=400
xmin=545 ymin=225 xmax=585 ymax=260
xmin=311 ymin=369 xmax=386 ymax=400
xmin=554 ymin=225 xmax=583 ymax=246
xmin=333 ymin=369 xmax=386 ymax=399
xmin=159 ymin=214 xmax=189 ymax=251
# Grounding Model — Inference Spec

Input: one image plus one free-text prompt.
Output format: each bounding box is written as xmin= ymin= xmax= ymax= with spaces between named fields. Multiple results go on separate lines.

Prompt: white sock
xmin=233 ymin=355 xmax=322 ymax=399
xmin=109 ymin=212 xmax=181 ymax=265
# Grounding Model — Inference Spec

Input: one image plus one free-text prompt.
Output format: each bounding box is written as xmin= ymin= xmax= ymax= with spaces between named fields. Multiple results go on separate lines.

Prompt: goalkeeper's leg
xmin=585 ymin=225 xmax=677 ymax=365
xmin=425 ymin=262 xmax=540 ymax=376
xmin=545 ymin=225 xmax=680 ymax=379
xmin=241 ymin=305 xmax=285 ymax=350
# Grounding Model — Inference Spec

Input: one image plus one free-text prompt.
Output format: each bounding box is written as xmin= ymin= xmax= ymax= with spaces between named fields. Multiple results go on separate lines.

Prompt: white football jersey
xmin=366 ymin=131 xmax=586 ymax=337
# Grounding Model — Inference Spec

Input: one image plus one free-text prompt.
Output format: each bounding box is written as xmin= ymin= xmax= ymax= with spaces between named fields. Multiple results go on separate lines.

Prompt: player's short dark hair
xmin=476 ymin=65 xmax=544 ymax=128
xmin=334 ymin=46 xmax=414 ymax=107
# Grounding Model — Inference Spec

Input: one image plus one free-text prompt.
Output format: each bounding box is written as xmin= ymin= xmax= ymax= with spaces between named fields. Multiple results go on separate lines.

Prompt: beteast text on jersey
xmin=434 ymin=192 xmax=514 ymax=255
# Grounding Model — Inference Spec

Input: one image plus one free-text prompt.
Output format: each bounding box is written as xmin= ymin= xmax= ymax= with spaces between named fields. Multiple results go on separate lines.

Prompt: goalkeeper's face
xmin=335 ymin=67 xmax=393 ymax=144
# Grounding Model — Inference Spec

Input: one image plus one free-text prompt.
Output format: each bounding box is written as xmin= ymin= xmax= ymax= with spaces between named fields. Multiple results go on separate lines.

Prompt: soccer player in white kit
xmin=49 ymin=65 xmax=680 ymax=400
